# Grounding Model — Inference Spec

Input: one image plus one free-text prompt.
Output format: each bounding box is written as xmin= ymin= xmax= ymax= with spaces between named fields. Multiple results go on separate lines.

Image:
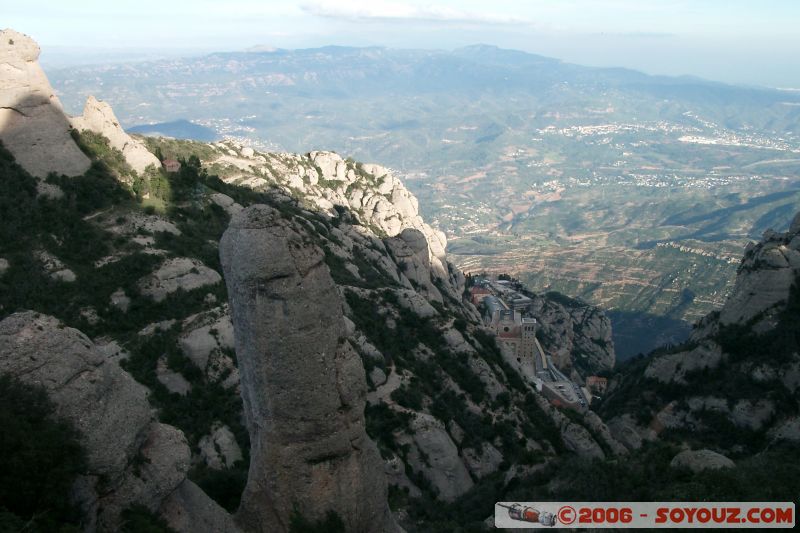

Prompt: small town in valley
xmin=469 ymin=276 xmax=603 ymax=411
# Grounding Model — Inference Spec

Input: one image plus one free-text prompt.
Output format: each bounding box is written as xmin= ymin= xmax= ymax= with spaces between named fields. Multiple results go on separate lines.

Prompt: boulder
xmin=156 ymin=357 xmax=192 ymax=396
xmin=178 ymin=308 xmax=234 ymax=372
xmin=211 ymin=193 xmax=244 ymax=216
xmin=0 ymin=312 xmax=151 ymax=475
xmin=198 ymin=424 xmax=243 ymax=469
xmin=730 ymin=399 xmax=774 ymax=431
xmin=80 ymin=306 xmax=101 ymax=325
xmin=768 ymin=417 xmax=800 ymax=443
xmin=110 ymin=288 xmax=131 ymax=312
xmin=99 ymin=423 xmax=191 ymax=525
xmin=37 ymin=249 xmax=76 ymax=282
xmin=220 ymin=204 xmax=399 ymax=533
xmin=447 ymin=421 xmax=465 ymax=445
xmin=369 ymin=366 xmax=388 ymax=387
xmin=670 ymin=449 xmax=734 ymax=473
xmin=138 ymin=257 xmax=221 ymax=302
xmin=309 ymin=151 xmax=346 ymax=181
xmin=606 ymin=415 xmax=644 ymax=451
xmin=583 ymin=411 xmax=628 ymax=456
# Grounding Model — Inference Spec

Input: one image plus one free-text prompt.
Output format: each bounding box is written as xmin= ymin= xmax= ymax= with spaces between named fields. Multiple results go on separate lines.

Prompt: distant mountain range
xmin=128 ymin=119 xmax=219 ymax=141
xmin=52 ymin=44 xmax=800 ymax=140
xmin=50 ymin=44 xmax=800 ymax=354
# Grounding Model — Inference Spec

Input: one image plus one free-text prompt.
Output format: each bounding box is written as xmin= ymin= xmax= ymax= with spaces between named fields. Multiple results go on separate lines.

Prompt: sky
xmin=4 ymin=0 xmax=800 ymax=88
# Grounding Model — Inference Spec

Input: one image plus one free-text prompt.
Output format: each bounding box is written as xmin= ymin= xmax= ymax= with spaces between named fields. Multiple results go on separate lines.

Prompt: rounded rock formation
xmin=0 ymin=29 xmax=91 ymax=177
xmin=670 ymin=449 xmax=735 ymax=473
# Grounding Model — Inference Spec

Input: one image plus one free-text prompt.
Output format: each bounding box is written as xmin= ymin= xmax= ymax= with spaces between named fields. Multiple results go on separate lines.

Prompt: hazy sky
xmin=5 ymin=0 xmax=800 ymax=88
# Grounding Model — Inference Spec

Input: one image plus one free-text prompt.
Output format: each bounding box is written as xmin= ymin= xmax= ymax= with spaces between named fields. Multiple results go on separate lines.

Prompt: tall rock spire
xmin=220 ymin=205 xmax=400 ymax=533
xmin=71 ymin=95 xmax=160 ymax=176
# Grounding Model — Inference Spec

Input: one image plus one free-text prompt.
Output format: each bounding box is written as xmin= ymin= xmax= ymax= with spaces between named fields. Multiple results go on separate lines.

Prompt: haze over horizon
xmin=5 ymin=0 xmax=800 ymax=89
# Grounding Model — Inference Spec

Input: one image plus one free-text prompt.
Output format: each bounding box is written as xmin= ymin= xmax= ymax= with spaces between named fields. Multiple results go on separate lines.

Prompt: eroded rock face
xmin=397 ymin=413 xmax=474 ymax=502
xmin=71 ymin=95 xmax=160 ymax=176
xmin=0 ymin=311 xmax=192 ymax=531
xmin=527 ymin=292 xmax=615 ymax=373
xmin=199 ymin=424 xmax=243 ymax=470
xmin=0 ymin=29 xmax=91 ymax=177
xmin=179 ymin=306 xmax=235 ymax=372
xmin=583 ymin=411 xmax=628 ymax=456
xmin=607 ymin=415 xmax=645 ymax=451
xmin=220 ymin=205 xmax=398 ymax=533
xmin=644 ymin=341 xmax=723 ymax=384
xmin=561 ymin=422 xmax=605 ymax=459
xmin=385 ymin=228 xmax=448 ymax=302
xmin=720 ymin=220 xmax=800 ymax=327
xmin=462 ymin=442 xmax=504 ymax=479
xmin=138 ymin=257 xmax=221 ymax=302
xmin=619 ymin=213 xmax=800 ymax=443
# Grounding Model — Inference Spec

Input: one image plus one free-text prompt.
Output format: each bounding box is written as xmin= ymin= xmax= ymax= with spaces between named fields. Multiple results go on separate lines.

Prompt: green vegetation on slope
xmin=600 ymin=274 xmax=800 ymax=456
xmin=0 ymin=138 xmax=253 ymax=514
xmin=0 ymin=375 xmax=86 ymax=532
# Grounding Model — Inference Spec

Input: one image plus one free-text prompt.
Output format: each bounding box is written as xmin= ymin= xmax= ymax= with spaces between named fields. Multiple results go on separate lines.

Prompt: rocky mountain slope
xmin=530 ymin=213 xmax=800 ymax=501
xmin=0 ymin=29 xmax=624 ymax=533
xmin=473 ymin=213 xmax=800 ymax=508
xmin=48 ymin=40 xmax=800 ymax=347
xmin=600 ymin=214 xmax=800 ymax=453
xmin=2 ymin=27 xmax=799 ymax=532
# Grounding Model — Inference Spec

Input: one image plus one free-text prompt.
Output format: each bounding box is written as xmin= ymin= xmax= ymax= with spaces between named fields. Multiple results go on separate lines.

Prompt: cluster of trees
xmin=0 ymin=376 xmax=86 ymax=532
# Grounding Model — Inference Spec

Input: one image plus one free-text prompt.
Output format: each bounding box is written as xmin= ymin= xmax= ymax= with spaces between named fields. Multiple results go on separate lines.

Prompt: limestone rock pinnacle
xmin=220 ymin=205 xmax=399 ymax=533
xmin=71 ymin=95 xmax=160 ymax=175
